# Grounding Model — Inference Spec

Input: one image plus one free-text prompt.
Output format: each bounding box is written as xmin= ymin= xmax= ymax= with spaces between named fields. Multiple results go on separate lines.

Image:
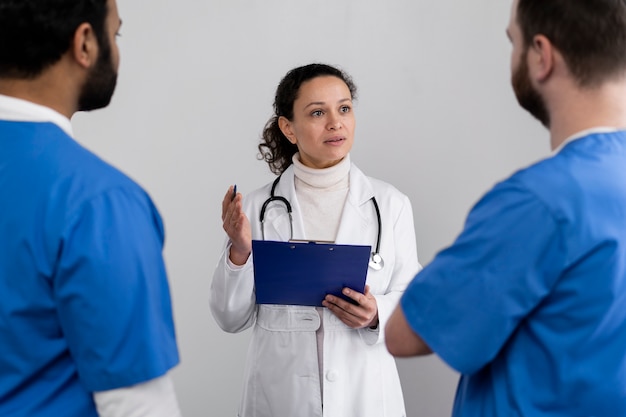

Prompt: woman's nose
xmin=327 ymin=113 xmax=341 ymax=130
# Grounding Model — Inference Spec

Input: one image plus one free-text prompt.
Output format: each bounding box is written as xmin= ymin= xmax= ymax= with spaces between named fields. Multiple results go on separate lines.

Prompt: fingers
xmin=221 ymin=186 xmax=243 ymax=232
xmin=220 ymin=186 xmax=252 ymax=262
xmin=223 ymin=201 xmax=248 ymax=241
xmin=322 ymin=287 xmax=378 ymax=329
xmin=222 ymin=185 xmax=240 ymax=221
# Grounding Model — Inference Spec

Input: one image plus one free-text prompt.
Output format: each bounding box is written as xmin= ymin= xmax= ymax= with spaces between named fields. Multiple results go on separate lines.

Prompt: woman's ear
xmin=278 ymin=116 xmax=297 ymax=144
xmin=71 ymin=22 xmax=99 ymax=69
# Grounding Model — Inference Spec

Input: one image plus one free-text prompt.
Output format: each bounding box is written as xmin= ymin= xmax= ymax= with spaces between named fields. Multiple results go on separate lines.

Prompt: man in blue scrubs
xmin=386 ymin=0 xmax=626 ymax=416
xmin=0 ymin=0 xmax=181 ymax=416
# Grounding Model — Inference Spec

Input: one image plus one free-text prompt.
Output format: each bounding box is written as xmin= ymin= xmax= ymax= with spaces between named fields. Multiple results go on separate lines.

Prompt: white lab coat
xmin=210 ymin=163 xmax=420 ymax=417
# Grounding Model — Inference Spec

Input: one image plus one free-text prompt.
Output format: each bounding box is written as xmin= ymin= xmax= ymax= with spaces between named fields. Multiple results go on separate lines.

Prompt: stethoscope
xmin=259 ymin=175 xmax=384 ymax=271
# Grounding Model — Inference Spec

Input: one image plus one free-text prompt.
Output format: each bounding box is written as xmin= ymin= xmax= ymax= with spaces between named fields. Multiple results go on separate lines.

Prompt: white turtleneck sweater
xmin=292 ymin=153 xmax=351 ymax=402
xmin=292 ymin=153 xmax=351 ymax=241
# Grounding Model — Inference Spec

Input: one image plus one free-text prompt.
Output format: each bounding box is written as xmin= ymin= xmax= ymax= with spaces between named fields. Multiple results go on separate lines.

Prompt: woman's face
xmin=279 ymin=76 xmax=355 ymax=169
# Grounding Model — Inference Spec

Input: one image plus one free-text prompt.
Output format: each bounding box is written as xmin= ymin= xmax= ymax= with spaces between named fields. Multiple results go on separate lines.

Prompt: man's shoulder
xmin=510 ymin=132 xmax=626 ymax=195
xmin=54 ymin=134 xmax=143 ymax=197
xmin=4 ymin=120 xmax=148 ymax=208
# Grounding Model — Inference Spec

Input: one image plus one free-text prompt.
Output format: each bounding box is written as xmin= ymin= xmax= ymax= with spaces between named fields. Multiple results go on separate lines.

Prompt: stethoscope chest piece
xmin=369 ymin=252 xmax=384 ymax=271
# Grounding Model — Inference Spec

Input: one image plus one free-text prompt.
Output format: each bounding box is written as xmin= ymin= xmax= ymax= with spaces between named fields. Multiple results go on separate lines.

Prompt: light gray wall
xmin=72 ymin=1 xmax=549 ymax=416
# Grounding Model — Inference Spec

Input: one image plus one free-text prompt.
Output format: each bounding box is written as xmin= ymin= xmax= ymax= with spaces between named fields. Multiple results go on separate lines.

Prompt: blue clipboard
xmin=251 ymin=240 xmax=371 ymax=307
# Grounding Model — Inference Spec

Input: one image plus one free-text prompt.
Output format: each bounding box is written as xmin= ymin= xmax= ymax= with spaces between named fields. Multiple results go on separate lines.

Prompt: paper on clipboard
xmin=251 ymin=240 xmax=371 ymax=307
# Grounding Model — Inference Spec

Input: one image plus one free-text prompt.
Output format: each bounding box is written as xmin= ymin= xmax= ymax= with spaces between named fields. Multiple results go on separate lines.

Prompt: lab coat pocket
xmin=256 ymin=305 xmax=320 ymax=330
xmin=242 ymin=305 xmax=323 ymax=417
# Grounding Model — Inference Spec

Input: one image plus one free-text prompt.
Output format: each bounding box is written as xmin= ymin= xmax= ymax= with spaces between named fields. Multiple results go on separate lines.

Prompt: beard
xmin=512 ymin=51 xmax=550 ymax=127
xmin=78 ymin=36 xmax=118 ymax=112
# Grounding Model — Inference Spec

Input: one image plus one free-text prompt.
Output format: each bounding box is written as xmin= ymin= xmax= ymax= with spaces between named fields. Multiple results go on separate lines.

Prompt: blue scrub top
xmin=0 ymin=121 xmax=179 ymax=416
xmin=402 ymin=131 xmax=626 ymax=417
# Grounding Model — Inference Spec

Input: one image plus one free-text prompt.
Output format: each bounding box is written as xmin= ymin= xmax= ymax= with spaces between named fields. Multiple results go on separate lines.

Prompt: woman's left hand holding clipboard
xmin=322 ymin=285 xmax=379 ymax=329
xmin=222 ymin=185 xmax=252 ymax=265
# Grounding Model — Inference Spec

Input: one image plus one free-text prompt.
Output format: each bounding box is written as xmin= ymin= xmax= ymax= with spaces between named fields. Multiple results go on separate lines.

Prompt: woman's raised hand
xmin=221 ymin=185 xmax=252 ymax=265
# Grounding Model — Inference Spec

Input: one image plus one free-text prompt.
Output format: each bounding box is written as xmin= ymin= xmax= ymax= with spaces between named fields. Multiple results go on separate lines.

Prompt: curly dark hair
xmin=258 ymin=63 xmax=357 ymax=175
xmin=0 ymin=0 xmax=108 ymax=78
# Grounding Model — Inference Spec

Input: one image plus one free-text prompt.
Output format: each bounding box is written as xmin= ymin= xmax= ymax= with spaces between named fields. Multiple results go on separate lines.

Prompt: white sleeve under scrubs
xmin=0 ymin=95 xmax=180 ymax=417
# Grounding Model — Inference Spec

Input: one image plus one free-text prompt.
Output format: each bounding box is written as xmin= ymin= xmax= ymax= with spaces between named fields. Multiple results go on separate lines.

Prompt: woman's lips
xmin=324 ymin=136 xmax=346 ymax=144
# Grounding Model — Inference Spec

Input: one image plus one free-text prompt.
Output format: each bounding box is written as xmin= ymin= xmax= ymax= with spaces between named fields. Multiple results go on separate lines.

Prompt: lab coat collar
xmin=347 ymin=164 xmax=376 ymax=206
xmin=268 ymin=165 xmax=306 ymax=241
xmin=0 ymin=94 xmax=73 ymax=137
xmin=269 ymin=163 xmax=376 ymax=244
xmin=336 ymin=164 xmax=378 ymax=245
xmin=334 ymin=164 xmax=376 ymax=245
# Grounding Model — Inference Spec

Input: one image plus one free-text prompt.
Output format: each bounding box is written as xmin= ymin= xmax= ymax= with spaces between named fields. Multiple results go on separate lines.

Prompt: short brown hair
xmin=517 ymin=0 xmax=626 ymax=87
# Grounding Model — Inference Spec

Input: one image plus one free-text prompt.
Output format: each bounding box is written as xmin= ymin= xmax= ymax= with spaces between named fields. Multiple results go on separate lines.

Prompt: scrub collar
xmin=0 ymin=94 xmax=73 ymax=137
xmin=552 ymin=127 xmax=619 ymax=155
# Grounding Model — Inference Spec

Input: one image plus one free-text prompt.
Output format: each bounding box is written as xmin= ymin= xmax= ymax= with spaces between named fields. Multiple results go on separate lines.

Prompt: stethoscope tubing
xmin=259 ymin=174 xmax=383 ymax=269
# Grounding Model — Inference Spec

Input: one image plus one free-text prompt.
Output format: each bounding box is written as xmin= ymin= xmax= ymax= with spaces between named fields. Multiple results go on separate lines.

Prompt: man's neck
xmin=0 ymin=65 xmax=78 ymax=119
xmin=548 ymin=78 xmax=626 ymax=150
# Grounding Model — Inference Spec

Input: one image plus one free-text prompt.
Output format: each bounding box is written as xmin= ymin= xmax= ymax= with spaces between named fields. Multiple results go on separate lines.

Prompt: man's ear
xmin=71 ymin=22 xmax=99 ymax=69
xmin=528 ymin=34 xmax=554 ymax=82
xmin=278 ymin=116 xmax=297 ymax=144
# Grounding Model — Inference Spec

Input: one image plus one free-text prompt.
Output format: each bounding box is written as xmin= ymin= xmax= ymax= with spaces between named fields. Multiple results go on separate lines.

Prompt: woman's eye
xmin=340 ymin=106 xmax=351 ymax=113
xmin=311 ymin=110 xmax=323 ymax=117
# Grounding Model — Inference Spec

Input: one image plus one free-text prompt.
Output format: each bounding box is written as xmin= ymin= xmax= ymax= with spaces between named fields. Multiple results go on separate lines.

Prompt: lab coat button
xmin=326 ymin=370 xmax=338 ymax=382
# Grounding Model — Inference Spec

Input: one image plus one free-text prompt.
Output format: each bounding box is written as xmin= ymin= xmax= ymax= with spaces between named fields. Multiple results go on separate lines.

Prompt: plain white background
xmin=73 ymin=0 xmax=549 ymax=415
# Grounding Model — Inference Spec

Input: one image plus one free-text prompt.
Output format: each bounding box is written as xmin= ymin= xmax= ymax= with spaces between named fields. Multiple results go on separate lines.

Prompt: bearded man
xmin=386 ymin=1 xmax=626 ymax=416
xmin=0 ymin=1 xmax=181 ymax=416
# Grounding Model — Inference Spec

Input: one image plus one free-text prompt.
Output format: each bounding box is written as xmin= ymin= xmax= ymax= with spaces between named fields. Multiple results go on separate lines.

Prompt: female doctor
xmin=210 ymin=63 xmax=421 ymax=417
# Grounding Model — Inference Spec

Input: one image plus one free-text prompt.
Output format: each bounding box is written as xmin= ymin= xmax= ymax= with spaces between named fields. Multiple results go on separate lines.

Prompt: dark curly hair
xmin=0 ymin=0 xmax=108 ymax=78
xmin=258 ymin=63 xmax=357 ymax=175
